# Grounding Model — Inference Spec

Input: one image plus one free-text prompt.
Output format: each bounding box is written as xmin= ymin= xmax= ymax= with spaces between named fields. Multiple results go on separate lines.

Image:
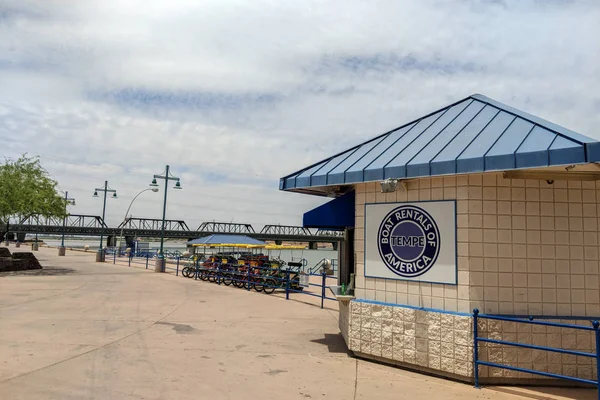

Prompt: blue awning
xmin=280 ymin=94 xmax=600 ymax=193
xmin=303 ymin=191 xmax=355 ymax=229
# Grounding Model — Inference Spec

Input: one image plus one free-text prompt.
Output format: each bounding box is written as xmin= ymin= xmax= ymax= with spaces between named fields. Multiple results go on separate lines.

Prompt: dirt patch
xmin=156 ymin=322 xmax=198 ymax=334
xmin=265 ymin=369 xmax=287 ymax=375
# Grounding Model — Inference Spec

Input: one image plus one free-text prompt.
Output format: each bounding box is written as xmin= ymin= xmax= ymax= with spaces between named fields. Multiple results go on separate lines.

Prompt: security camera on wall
xmin=381 ymin=179 xmax=407 ymax=193
xmin=380 ymin=178 xmax=398 ymax=193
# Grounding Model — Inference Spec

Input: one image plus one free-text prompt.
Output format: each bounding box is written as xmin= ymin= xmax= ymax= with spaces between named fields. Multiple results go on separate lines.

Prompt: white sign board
xmin=365 ymin=201 xmax=456 ymax=284
xmin=299 ymin=272 xmax=310 ymax=288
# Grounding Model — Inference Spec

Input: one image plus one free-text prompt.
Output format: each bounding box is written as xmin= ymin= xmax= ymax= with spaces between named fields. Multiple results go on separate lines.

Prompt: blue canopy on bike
xmin=186 ymin=234 xmax=266 ymax=247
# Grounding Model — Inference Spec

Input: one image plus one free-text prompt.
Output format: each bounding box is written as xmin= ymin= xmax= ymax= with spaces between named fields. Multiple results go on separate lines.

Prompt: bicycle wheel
xmin=181 ymin=267 xmax=191 ymax=278
xmin=199 ymin=269 xmax=209 ymax=281
xmin=208 ymin=271 xmax=217 ymax=283
xmin=252 ymin=277 xmax=264 ymax=292
xmin=262 ymin=278 xmax=276 ymax=294
xmin=234 ymin=274 xmax=245 ymax=288
xmin=222 ymin=273 xmax=233 ymax=286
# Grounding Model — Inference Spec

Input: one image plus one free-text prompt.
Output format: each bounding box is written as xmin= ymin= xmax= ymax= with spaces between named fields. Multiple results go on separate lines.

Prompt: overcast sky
xmin=1 ymin=0 xmax=599 ymax=228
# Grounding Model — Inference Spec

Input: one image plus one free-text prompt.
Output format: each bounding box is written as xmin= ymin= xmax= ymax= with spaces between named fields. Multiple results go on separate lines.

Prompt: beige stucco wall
xmin=354 ymin=172 xmax=600 ymax=316
xmin=343 ymin=171 xmax=600 ymax=382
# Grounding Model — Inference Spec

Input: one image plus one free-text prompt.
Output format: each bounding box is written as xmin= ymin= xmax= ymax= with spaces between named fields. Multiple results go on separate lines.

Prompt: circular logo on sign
xmin=377 ymin=205 xmax=440 ymax=278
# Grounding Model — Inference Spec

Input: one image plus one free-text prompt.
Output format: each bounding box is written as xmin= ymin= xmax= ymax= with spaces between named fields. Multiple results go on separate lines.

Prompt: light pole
xmin=92 ymin=181 xmax=117 ymax=262
xmin=150 ymin=165 xmax=182 ymax=272
xmin=58 ymin=191 xmax=76 ymax=256
xmin=117 ymin=187 xmax=159 ymax=256
xmin=33 ymin=215 xmax=39 ymax=251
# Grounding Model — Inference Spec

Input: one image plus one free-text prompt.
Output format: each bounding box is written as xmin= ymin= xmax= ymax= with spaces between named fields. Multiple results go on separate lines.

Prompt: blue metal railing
xmin=307 ymin=258 xmax=338 ymax=275
xmin=106 ymin=246 xmax=188 ymax=261
xmin=473 ymin=308 xmax=600 ymax=398
xmin=104 ymin=254 xmax=337 ymax=308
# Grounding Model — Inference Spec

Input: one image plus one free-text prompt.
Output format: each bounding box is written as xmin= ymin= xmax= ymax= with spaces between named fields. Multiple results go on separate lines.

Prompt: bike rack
xmin=106 ymin=255 xmax=338 ymax=309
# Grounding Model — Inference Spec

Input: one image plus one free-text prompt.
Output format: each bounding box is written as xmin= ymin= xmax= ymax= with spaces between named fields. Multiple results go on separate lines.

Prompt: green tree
xmin=0 ymin=155 xmax=68 ymax=241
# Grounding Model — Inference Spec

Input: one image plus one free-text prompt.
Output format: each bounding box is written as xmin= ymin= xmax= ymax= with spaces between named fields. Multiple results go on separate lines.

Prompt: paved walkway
xmin=0 ymin=246 xmax=594 ymax=399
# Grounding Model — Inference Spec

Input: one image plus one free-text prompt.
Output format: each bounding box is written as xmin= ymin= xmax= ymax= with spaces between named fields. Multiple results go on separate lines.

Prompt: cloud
xmin=0 ymin=0 xmax=599 ymax=228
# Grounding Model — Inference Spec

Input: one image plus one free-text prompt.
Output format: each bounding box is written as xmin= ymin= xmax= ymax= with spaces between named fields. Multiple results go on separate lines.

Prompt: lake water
xmin=39 ymin=238 xmax=338 ymax=269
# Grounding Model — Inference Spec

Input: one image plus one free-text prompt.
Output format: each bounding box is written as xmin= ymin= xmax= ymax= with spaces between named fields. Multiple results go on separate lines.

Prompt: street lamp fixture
xmin=58 ymin=191 xmax=76 ymax=256
xmin=93 ymin=181 xmax=117 ymax=262
xmin=151 ymin=165 xmax=182 ymax=272
xmin=117 ymin=187 xmax=159 ymax=256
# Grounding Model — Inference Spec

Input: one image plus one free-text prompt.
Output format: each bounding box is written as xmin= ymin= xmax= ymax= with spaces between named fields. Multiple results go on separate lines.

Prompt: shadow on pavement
xmin=0 ymin=267 xmax=77 ymax=277
xmin=486 ymin=385 xmax=597 ymax=400
xmin=310 ymin=333 xmax=351 ymax=355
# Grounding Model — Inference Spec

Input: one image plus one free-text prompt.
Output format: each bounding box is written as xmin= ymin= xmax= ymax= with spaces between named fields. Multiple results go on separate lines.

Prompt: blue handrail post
xmin=217 ymin=264 xmax=221 ymax=285
xmin=146 ymin=253 xmax=149 ymax=269
xmin=113 ymin=249 xmax=116 ymax=264
xmin=176 ymin=257 xmax=180 ymax=276
xmin=285 ymin=269 xmax=290 ymax=300
xmin=128 ymin=252 xmax=132 ymax=267
xmin=473 ymin=308 xmax=480 ymax=388
xmin=321 ymin=271 xmax=326 ymax=309
xmin=593 ymin=320 xmax=600 ymax=400
xmin=246 ymin=266 xmax=250 ymax=291
xmin=194 ymin=258 xmax=199 ymax=280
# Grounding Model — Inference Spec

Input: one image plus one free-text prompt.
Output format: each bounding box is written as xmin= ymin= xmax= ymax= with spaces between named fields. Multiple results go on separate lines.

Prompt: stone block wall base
xmin=32 ymin=243 xmax=39 ymax=251
xmin=95 ymin=251 xmax=105 ymax=262
xmin=15 ymin=242 xmax=20 ymax=248
xmin=354 ymin=351 xmax=473 ymax=384
xmin=58 ymin=246 xmax=66 ymax=256
xmin=155 ymin=258 xmax=165 ymax=273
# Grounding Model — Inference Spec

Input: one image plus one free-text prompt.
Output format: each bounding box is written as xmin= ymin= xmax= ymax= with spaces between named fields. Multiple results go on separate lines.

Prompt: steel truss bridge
xmin=7 ymin=215 xmax=345 ymax=244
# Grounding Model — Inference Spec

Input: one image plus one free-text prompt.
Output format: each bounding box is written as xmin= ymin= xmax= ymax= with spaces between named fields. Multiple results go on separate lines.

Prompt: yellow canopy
xmin=192 ymin=243 xmax=266 ymax=248
xmin=264 ymin=244 xmax=306 ymax=250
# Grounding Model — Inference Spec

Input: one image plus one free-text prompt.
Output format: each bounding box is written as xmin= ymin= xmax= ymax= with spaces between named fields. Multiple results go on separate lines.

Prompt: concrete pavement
xmin=0 ymin=245 xmax=594 ymax=399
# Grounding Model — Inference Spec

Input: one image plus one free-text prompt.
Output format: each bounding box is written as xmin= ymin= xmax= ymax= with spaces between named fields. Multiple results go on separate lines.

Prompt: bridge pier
xmin=332 ymin=242 xmax=338 ymax=251
xmin=16 ymin=233 xmax=26 ymax=242
xmin=125 ymin=236 xmax=135 ymax=250
xmin=275 ymin=240 xmax=282 ymax=245
xmin=106 ymin=236 xmax=116 ymax=247
xmin=309 ymin=242 xmax=317 ymax=250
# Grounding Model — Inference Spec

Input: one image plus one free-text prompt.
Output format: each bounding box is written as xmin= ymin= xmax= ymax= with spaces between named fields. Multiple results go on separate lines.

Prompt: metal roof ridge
xmin=469 ymin=94 xmax=596 ymax=144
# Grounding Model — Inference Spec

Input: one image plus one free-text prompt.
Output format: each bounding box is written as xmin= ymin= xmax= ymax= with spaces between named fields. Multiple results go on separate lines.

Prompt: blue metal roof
xmin=280 ymin=94 xmax=600 ymax=192
xmin=187 ymin=234 xmax=265 ymax=246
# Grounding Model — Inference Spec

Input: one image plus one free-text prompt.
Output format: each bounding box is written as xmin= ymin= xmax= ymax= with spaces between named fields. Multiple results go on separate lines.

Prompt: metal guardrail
xmin=473 ymin=308 xmax=600 ymax=398
xmin=105 ymin=254 xmax=337 ymax=309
